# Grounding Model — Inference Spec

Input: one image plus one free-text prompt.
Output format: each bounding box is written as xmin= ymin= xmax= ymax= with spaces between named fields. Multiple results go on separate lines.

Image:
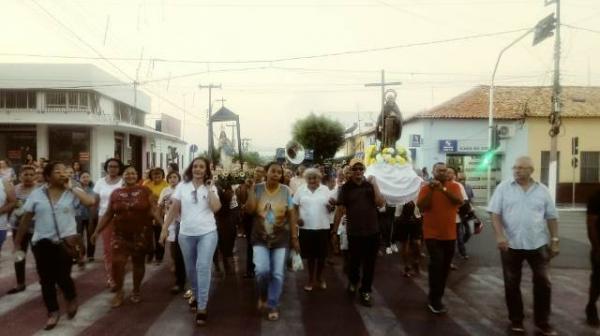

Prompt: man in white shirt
xmin=488 ymin=156 xmax=559 ymax=336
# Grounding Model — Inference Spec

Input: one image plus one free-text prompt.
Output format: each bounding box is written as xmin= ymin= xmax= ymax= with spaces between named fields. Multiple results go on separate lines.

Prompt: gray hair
xmin=514 ymin=156 xmax=534 ymax=169
xmin=303 ymin=168 xmax=322 ymax=179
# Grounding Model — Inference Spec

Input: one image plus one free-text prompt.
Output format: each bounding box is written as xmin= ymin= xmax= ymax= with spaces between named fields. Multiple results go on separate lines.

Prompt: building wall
xmin=526 ymin=117 xmax=600 ymax=183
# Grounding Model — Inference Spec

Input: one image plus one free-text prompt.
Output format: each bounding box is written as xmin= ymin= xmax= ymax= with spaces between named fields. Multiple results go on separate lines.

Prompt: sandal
xmin=196 ymin=310 xmax=208 ymax=326
xmin=303 ymin=285 xmax=313 ymax=292
xmin=44 ymin=312 xmax=60 ymax=330
xmin=67 ymin=298 xmax=78 ymax=319
xmin=319 ymin=281 xmax=327 ymax=290
xmin=130 ymin=292 xmax=141 ymax=304
xmin=267 ymin=308 xmax=279 ymax=321
xmin=188 ymin=297 xmax=197 ymax=312
xmin=257 ymin=299 xmax=267 ymax=311
xmin=111 ymin=291 xmax=124 ymax=308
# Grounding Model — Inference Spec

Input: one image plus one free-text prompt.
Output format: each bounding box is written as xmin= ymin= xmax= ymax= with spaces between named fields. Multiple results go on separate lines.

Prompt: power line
xmin=562 ymin=23 xmax=600 ymax=35
xmin=0 ymin=27 xmax=530 ymax=66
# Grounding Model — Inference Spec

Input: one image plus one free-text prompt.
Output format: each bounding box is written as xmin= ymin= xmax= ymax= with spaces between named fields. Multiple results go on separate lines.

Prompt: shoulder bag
xmin=44 ymin=188 xmax=84 ymax=260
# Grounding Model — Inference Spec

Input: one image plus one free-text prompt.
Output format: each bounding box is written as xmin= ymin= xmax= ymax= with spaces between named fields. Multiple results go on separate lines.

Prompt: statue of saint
xmin=376 ymin=90 xmax=403 ymax=148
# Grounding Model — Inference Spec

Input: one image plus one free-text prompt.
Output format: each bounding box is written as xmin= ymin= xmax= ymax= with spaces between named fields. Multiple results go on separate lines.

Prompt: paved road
xmin=0 ymin=210 xmax=598 ymax=336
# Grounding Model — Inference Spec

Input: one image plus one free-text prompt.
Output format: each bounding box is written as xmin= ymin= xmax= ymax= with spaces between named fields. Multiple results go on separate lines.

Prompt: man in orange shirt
xmin=417 ymin=162 xmax=464 ymax=314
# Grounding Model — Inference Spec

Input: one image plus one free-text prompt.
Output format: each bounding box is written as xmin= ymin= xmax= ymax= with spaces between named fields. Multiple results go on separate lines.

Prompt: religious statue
xmin=376 ymin=89 xmax=403 ymax=149
xmin=218 ymin=129 xmax=235 ymax=170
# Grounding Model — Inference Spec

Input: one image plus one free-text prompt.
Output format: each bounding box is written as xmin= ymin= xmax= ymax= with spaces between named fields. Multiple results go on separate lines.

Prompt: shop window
xmin=581 ymin=152 xmax=600 ymax=183
xmin=48 ymin=127 xmax=90 ymax=170
xmin=540 ymin=151 xmax=560 ymax=186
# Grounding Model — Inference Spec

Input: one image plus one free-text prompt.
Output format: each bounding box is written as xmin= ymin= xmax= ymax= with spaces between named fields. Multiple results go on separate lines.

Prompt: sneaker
xmin=535 ymin=323 xmax=558 ymax=336
xmin=385 ymin=247 xmax=393 ymax=255
xmin=427 ymin=302 xmax=448 ymax=314
xmin=509 ymin=321 xmax=525 ymax=333
xmin=450 ymin=263 xmax=458 ymax=270
xmin=391 ymin=244 xmax=399 ymax=253
xmin=359 ymin=292 xmax=373 ymax=307
xmin=183 ymin=289 xmax=193 ymax=299
xmin=587 ymin=304 xmax=600 ymax=327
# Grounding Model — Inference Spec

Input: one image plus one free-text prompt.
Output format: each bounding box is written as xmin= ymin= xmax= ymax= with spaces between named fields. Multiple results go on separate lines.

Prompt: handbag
xmin=44 ymin=188 xmax=84 ymax=260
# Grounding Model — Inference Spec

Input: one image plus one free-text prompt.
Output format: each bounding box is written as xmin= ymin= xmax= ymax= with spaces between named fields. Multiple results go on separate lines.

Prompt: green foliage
xmin=234 ymin=151 xmax=266 ymax=168
xmin=292 ymin=113 xmax=345 ymax=163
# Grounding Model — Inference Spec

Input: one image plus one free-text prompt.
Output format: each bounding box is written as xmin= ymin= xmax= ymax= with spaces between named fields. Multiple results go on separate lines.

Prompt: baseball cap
xmin=349 ymin=158 xmax=364 ymax=167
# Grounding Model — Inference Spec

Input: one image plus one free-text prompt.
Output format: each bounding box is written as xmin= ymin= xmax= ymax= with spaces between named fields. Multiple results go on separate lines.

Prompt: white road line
xmin=33 ymin=264 xmax=163 ymax=336
xmin=409 ymin=267 xmax=505 ymax=336
xmin=0 ymin=263 xmax=99 ymax=317
xmin=332 ymin=266 xmax=409 ymax=336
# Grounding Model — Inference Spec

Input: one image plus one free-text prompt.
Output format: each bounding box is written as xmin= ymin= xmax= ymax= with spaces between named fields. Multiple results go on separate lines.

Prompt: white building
xmin=0 ymin=63 xmax=187 ymax=180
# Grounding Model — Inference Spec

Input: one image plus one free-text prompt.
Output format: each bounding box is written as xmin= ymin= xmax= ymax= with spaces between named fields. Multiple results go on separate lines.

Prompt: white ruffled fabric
xmin=365 ymin=163 xmax=423 ymax=205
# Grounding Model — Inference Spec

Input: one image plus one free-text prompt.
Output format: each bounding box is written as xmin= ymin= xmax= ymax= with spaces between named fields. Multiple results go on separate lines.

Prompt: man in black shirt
xmin=587 ymin=189 xmax=600 ymax=326
xmin=334 ymin=158 xmax=385 ymax=307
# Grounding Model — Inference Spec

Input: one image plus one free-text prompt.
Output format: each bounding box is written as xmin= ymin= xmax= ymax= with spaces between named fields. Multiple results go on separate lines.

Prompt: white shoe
xmin=391 ymin=244 xmax=399 ymax=253
xmin=385 ymin=247 xmax=393 ymax=255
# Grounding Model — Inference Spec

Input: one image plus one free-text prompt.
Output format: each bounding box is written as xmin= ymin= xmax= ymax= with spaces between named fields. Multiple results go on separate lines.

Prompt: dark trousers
xmin=148 ymin=224 xmax=165 ymax=262
xmin=32 ymin=239 xmax=76 ymax=313
xmin=425 ymin=239 xmax=455 ymax=306
xmin=77 ymin=218 xmax=97 ymax=259
xmin=590 ymin=253 xmax=600 ymax=307
xmin=500 ymin=247 xmax=551 ymax=324
xmin=243 ymin=213 xmax=254 ymax=274
xmin=170 ymin=240 xmax=186 ymax=287
xmin=12 ymin=229 xmax=33 ymax=285
xmin=347 ymin=233 xmax=379 ymax=293
xmin=456 ymin=222 xmax=467 ymax=257
xmin=217 ymin=210 xmax=238 ymax=259
xmin=378 ymin=207 xmax=395 ymax=248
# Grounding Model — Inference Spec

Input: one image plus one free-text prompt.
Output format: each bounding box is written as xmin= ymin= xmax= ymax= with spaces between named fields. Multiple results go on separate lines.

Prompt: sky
xmin=2 ymin=0 xmax=599 ymax=156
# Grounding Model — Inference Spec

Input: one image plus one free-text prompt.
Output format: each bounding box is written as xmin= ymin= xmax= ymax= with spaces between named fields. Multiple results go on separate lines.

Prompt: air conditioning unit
xmin=497 ymin=124 xmax=516 ymax=139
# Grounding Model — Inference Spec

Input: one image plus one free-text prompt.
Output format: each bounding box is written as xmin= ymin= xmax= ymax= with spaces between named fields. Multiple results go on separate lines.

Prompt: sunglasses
xmin=352 ymin=166 xmax=365 ymax=171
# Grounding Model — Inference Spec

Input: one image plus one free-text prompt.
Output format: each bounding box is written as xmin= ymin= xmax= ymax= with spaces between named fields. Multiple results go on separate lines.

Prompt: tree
xmin=292 ymin=113 xmax=345 ymax=163
xmin=234 ymin=151 xmax=266 ymax=168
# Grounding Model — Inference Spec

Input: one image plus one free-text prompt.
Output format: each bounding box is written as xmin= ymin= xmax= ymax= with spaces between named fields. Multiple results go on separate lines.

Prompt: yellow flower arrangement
xmin=364 ymin=144 xmax=411 ymax=167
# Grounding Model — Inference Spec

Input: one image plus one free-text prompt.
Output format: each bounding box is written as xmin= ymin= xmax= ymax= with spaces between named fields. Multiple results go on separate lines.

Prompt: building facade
xmin=0 ymin=63 xmax=186 ymax=181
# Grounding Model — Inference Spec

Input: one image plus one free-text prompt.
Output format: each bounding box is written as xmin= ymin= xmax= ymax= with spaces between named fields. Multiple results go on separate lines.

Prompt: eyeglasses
xmin=107 ymin=165 xmax=120 ymax=169
xmin=191 ymin=189 xmax=198 ymax=204
xmin=351 ymin=166 xmax=365 ymax=172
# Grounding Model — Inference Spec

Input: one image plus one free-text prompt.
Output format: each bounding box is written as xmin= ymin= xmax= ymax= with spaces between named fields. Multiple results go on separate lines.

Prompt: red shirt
xmin=110 ymin=185 xmax=152 ymax=238
xmin=417 ymin=181 xmax=462 ymax=240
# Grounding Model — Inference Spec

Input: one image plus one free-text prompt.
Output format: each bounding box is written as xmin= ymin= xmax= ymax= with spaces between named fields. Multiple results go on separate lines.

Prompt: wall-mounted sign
xmin=410 ymin=134 xmax=421 ymax=147
xmin=438 ymin=140 xmax=458 ymax=153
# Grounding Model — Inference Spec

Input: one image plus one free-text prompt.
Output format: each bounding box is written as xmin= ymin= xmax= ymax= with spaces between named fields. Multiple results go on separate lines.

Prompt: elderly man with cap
xmin=333 ymin=158 xmax=385 ymax=307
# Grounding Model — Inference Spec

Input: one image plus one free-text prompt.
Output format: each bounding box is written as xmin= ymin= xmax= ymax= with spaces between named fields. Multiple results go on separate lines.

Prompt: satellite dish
xmin=285 ymin=140 xmax=305 ymax=165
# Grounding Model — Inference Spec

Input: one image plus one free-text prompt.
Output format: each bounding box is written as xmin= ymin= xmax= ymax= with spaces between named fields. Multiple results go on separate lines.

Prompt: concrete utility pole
xmin=365 ymin=70 xmax=402 ymax=108
xmin=198 ymin=83 xmax=222 ymax=160
xmin=548 ymin=0 xmax=561 ymax=202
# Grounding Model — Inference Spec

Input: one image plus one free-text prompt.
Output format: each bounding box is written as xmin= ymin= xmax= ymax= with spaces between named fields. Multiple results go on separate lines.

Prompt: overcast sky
xmin=2 ymin=0 xmax=599 ymax=155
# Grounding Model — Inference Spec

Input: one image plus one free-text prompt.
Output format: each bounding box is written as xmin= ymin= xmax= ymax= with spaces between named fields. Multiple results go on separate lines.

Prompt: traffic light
xmin=533 ymin=13 xmax=556 ymax=46
xmin=572 ymin=137 xmax=579 ymax=155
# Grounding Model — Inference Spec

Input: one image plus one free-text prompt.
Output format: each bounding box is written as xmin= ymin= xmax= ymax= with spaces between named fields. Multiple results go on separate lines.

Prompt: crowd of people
xmin=1 ymin=153 xmax=599 ymax=336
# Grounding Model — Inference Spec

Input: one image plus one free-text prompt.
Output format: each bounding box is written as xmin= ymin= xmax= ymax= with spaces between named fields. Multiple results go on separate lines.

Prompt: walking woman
xmin=94 ymin=158 xmax=123 ymax=290
xmin=158 ymin=171 xmax=186 ymax=294
xmin=143 ymin=168 xmax=169 ymax=264
xmin=77 ymin=172 xmax=97 ymax=262
xmin=293 ymin=168 xmax=333 ymax=291
xmin=7 ymin=166 xmax=36 ymax=294
xmin=160 ymin=157 xmax=221 ymax=326
xmin=14 ymin=162 xmax=95 ymax=330
xmin=0 ymin=177 xmax=16 ymax=254
xmin=245 ymin=161 xmax=300 ymax=321
xmin=92 ymin=165 xmax=162 ymax=307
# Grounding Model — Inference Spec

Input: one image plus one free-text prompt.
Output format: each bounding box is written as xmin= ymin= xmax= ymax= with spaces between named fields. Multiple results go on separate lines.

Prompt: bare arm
xmin=0 ymin=180 xmax=16 ymax=214
xmin=491 ymin=213 xmax=509 ymax=251
xmin=162 ymin=199 xmax=181 ymax=232
xmin=441 ymin=188 xmax=463 ymax=205
xmin=72 ymin=187 xmax=96 ymax=206
xmin=333 ymin=205 xmax=346 ymax=234
xmin=94 ymin=203 xmax=114 ymax=237
xmin=367 ymin=177 xmax=386 ymax=208
xmin=547 ymin=218 xmax=558 ymax=239
xmin=149 ymin=194 xmax=163 ymax=225
xmin=244 ymin=184 xmax=257 ymax=215
xmin=417 ymin=188 xmax=434 ymax=211
xmin=207 ymin=186 xmax=221 ymax=213
xmin=288 ymin=205 xmax=300 ymax=251
xmin=13 ymin=212 xmax=33 ymax=252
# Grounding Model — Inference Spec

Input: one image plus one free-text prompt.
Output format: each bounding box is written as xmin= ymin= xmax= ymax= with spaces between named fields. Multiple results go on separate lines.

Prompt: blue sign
xmin=438 ymin=140 xmax=458 ymax=153
xmin=410 ymin=134 xmax=421 ymax=147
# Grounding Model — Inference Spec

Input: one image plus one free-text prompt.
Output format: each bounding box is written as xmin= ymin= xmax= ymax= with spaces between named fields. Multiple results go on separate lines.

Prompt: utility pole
xmin=548 ymin=0 xmax=561 ymax=202
xmin=216 ymin=97 xmax=227 ymax=108
xmin=198 ymin=83 xmax=222 ymax=160
xmin=364 ymin=70 xmax=402 ymax=108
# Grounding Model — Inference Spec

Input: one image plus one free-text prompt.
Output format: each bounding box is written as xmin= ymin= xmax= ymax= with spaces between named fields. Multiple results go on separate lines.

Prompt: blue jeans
xmin=0 ymin=229 xmax=7 ymax=250
xmin=253 ymin=245 xmax=287 ymax=309
xmin=178 ymin=231 xmax=218 ymax=310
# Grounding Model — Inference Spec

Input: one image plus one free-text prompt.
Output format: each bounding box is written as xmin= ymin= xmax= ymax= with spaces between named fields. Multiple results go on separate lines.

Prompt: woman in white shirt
xmin=93 ymin=158 xmax=123 ymax=290
xmin=161 ymin=157 xmax=221 ymax=326
xmin=293 ymin=168 xmax=334 ymax=291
